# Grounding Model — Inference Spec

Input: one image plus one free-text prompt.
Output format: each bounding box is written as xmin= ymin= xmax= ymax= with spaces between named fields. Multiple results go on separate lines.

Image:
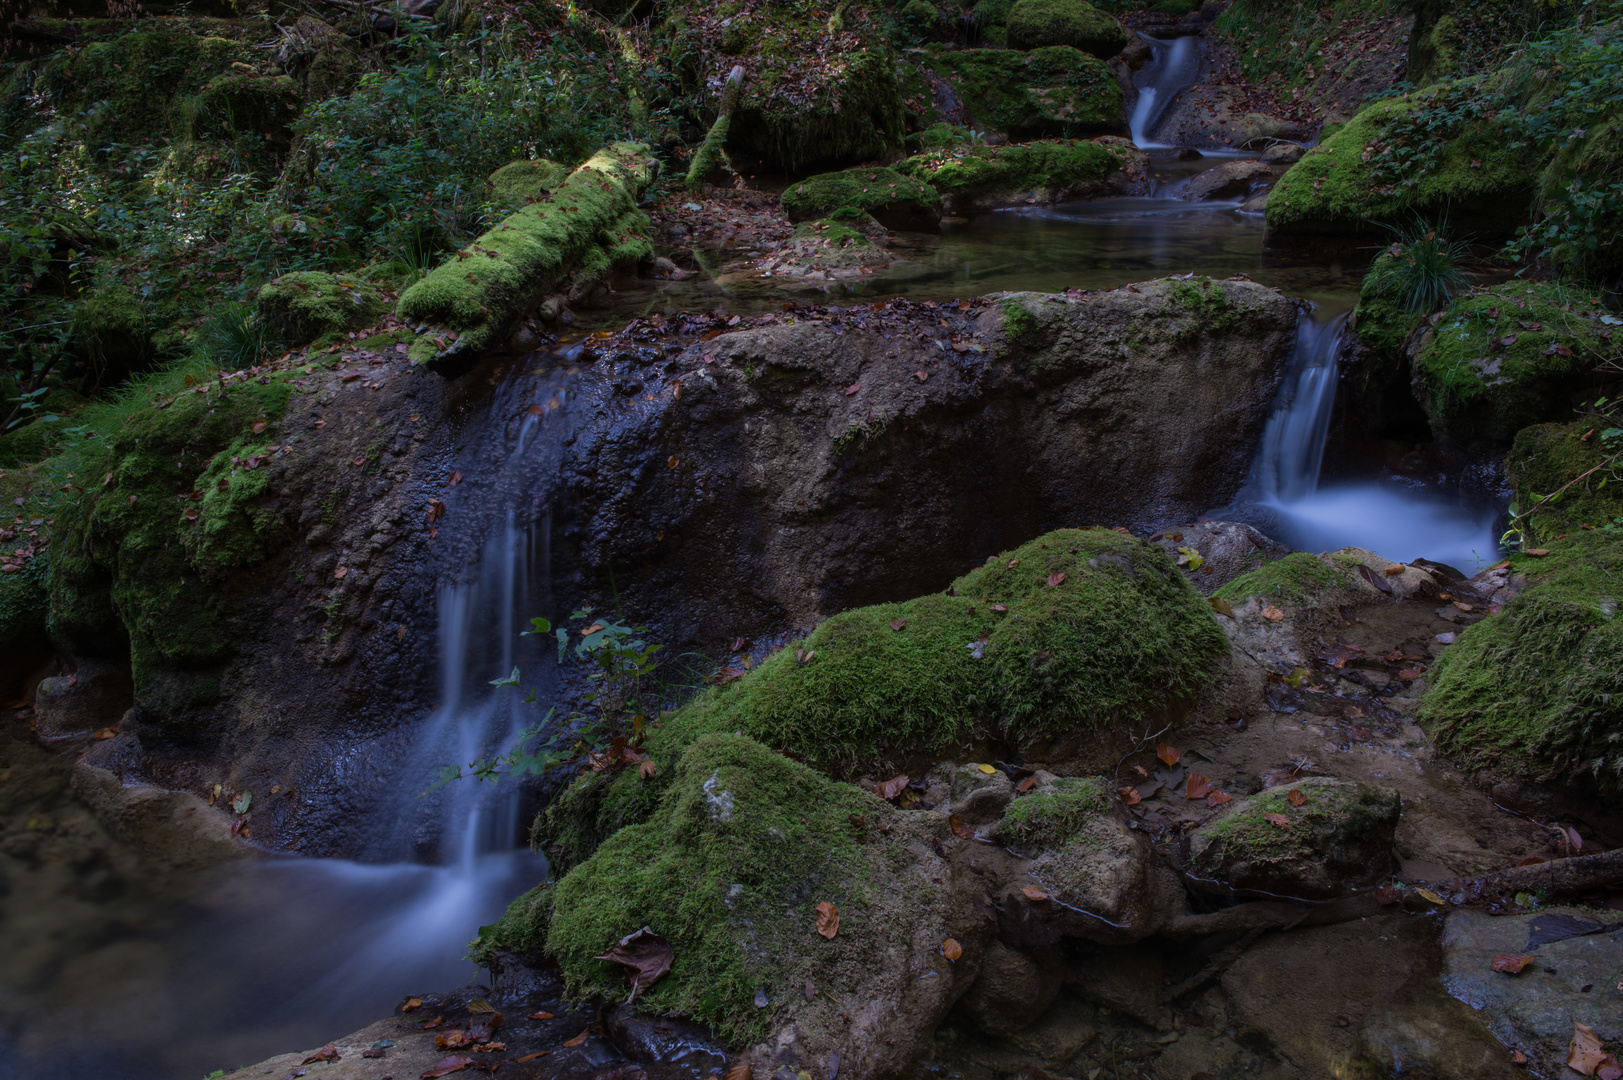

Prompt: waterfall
xmin=1249 ymin=313 xmax=1346 ymax=503
xmin=1129 ymin=35 xmax=1201 ymax=149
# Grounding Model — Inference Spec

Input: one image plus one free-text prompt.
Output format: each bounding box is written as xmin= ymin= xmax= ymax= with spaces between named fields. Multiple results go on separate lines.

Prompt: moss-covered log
xmin=396 ymin=143 xmax=657 ymax=371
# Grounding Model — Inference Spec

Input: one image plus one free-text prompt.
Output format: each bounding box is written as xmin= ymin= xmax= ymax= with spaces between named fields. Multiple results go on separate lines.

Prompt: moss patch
xmin=487 ymin=159 xmax=571 ymax=204
xmin=779 ymin=166 xmax=942 ymax=229
xmin=472 ymin=881 xmax=555 ymax=966
xmin=924 ymin=48 xmax=1122 ymax=138
xmin=396 ymin=142 xmax=656 ymax=368
xmin=256 ymin=272 xmax=390 ymax=347
xmin=1409 ymin=281 xmax=1618 ymax=447
xmin=729 ymin=45 xmax=906 ymax=172
xmin=1505 ymin=420 xmax=1623 ymax=546
xmin=1004 ymin=0 xmax=1126 ymax=57
xmin=1215 ymin=551 xmax=1351 ymax=607
xmin=1421 ymin=530 xmax=1623 ymax=793
xmin=1349 ymin=253 xmax=1424 ymax=390
xmin=897 ymin=137 xmax=1123 ymax=200
xmin=997 ymin=775 xmax=1110 ymax=848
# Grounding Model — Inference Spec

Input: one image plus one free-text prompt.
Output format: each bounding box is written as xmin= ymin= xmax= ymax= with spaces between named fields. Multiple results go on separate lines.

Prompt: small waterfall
xmin=1227 ymin=308 xmax=1500 ymax=569
xmin=1129 ymin=35 xmax=1201 ymax=149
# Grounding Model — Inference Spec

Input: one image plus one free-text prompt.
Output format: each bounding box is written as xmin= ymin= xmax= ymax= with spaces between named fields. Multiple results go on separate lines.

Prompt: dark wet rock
xmin=1063 ymin=945 xmax=1163 ymax=1027
xmin=1147 ymin=520 xmax=1290 ymax=593
xmin=1259 ymin=142 xmax=1305 ymax=165
xmin=70 ymin=742 xmax=242 ymax=880
xmin=959 ymin=941 xmax=1064 ymax=1037
xmin=950 ymin=764 xmax=1015 ymax=824
xmin=604 ymin=1004 xmax=729 ymax=1069
xmin=33 ymin=659 xmax=132 ymax=740
xmin=1187 ymin=775 xmax=1401 ymax=900
xmin=1441 ymin=904 xmax=1623 ymax=1078
xmin=1181 ymin=159 xmax=1273 ymax=201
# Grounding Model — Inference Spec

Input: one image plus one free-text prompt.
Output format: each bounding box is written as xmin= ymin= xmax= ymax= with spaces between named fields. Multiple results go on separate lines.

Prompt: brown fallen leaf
xmin=1046 ymin=572 xmax=1067 ymax=587
xmin=844 ymin=382 xmax=861 ymax=395
xmin=1261 ymin=604 xmax=1286 ymax=622
xmin=1119 ymin=786 xmax=1142 ymax=805
xmin=1263 ymin=812 xmax=1291 ymax=828
xmin=525 ymin=1012 xmax=554 ymax=1021
xmin=1207 ymin=790 xmax=1232 ymax=807
xmin=815 ymin=901 xmax=840 ymax=939
xmin=1491 ymin=954 xmax=1535 ymax=974
xmin=1396 ymin=668 xmax=1424 ymax=681
xmin=1512 ymin=1051 xmax=1528 ymax=1064
xmin=890 ymin=618 xmax=907 ymax=631
xmin=594 ymin=928 xmax=673 ymax=1001
xmin=302 ymin=1044 xmax=341 ymax=1065
xmin=1208 ymin=595 xmax=1234 ymax=617
xmin=1375 ymin=884 xmax=1402 ymax=905
xmin=875 ymin=775 xmax=909 ymax=801
xmin=514 ymin=1051 xmax=552 ymax=1063
xmin=1156 ymin=743 xmax=1181 ymax=767
xmin=1569 ymin=1021 xmax=1613 ymax=1075
xmin=639 ymin=759 xmax=658 ymax=780
xmin=724 ymin=1065 xmax=752 ymax=1080
xmin=1525 ymin=548 xmax=1550 ymax=557
xmin=1383 ymin=564 xmax=1405 ymax=575
xmin=472 ymin=1043 xmax=506 ymax=1053
xmin=421 ymin=1055 xmax=476 ymax=1078
xmin=1131 ymin=764 xmax=1149 ymax=778
xmin=562 ymin=1030 xmax=590 ymax=1048
xmin=948 ymin=814 xmax=975 ymax=840
xmin=1016 ymin=776 xmax=1038 ymax=793
xmin=1286 ymin=789 xmax=1309 ymax=807
xmin=1186 ymin=773 xmax=1213 ymax=800
xmin=362 ymin=1048 xmax=387 ymax=1059
xmin=252 ymin=418 xmax=269 ymax=434
xmin=1020 ymin=885 xmax=1051 ymax=902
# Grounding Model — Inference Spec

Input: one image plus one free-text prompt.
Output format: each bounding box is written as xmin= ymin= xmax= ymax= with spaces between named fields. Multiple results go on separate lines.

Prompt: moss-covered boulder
xmin=486 ymin=159 xmax=571 ymax=204
xmin=72 ymin=281 xmax=150 ymax=374
xmin=543 ymin=733 xmax=985 ymax=1062
xmin=1407 ymin=281 xmax=1619 ymax=447
xmin=185 ymin=70 xmax=301 ymax=142
xmin=779 ymin=166 xmax=942 ymax=229
xmin=924 ymin=47 xmax=1123 ymax=139
xmin=1187 ymin=776 xmax=1402 ymax=900
xmin=897 ymin=137 xmax=1133 ymax=211
xmin=1347 ymin=251 xmax=1426 ymax=390
xmin=728 ymin=45 xmax=906 ymax=171
xmin=1421 ymin=530 xmax=1623 ymax=794
xmin=1505 ymin=420 xmax=1623 ymax=547
xmin=396 ymin=142 xmax=656 ymax=370
xmin=1266 ymin=79 xmax=1537 ymax=238
xmin=256 ymin=272 xmax=390 ymax=347
xmin=1004 ymin=0 xmax=1126 ymax=57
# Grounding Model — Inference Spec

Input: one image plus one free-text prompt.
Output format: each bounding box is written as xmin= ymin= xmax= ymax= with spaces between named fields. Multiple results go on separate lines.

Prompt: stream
xmin=1 ymin=37 xmax=1510 ymax=1080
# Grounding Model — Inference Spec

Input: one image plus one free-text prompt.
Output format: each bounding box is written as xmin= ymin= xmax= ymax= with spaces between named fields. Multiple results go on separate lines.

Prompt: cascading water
xmin=1128 ymin=35 xmax=1201 ymax=149
xmin=1228 ymin=308 xmax=1501 ymax=570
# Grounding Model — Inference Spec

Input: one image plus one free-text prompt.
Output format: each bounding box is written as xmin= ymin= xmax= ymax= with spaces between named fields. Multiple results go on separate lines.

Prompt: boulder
xmin=1259 ymin=142 xmax=1304 ymax=165
xmin=1004 ymin=0 xmax=1126 ymax=58
xmin=922 ymin=49 xmax=1125 ymax=140
xmin=727 ymin=45 xmax=906 ymax=171
xmin=1181 ymin=159 xmax=1273 ymax=201
xmin=958 ymin=942 xmax=1064 ymax=1037
xmin=898 ymin=137 xmax=1143 ymax=213
xmin=950 ymin=763 xmax=1015 ymax=824
xmin=1186 ymin=775 xmax=1402 ymax=899
xmin=1146 ymin=520 xmax=1291 ymax=594
xmin=779 ymin=167 xmax=943 ymax=230
xmin=256 ymin=271 xmax=390 ymax=347
xmin=33 ymin=661 xmax=132 ymax=740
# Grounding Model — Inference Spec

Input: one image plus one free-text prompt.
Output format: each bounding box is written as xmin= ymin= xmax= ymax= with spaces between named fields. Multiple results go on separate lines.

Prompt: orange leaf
xmin=941 ymin=938 xmax=963 ymax=962
xmin=875 ymin=775 xmax=909 ymax=801
xmin=251 ymin=418 xmax=269 ymax=434
xmin=1263 ymin=812 xmax=1291 ymax=828
xmin=1021 ymin=885 xmax=1049 ymax=901
xmin=815 ymin=900 xmax=839 ymax=939
xmin=562 ymin=1030 xmax=590 ymax=1048
xmin=402 ymin=997 xmax=424 ymax=1013
xmin=1569 ymin=1021 xmax=1611 ymax=1074
xmin=1156 ymin=743 xmax=1181 ymax=767
xmin=1286 ymin=789 xmax=1308 ymax=807
xmin=1016 ymin=776 xmax=1037 ymax=792
xmin=639 ymin=759 xmax=658 ymax=779
xmin=1046 ymin=572 xmax=1067 ymax=587
xmin=1206 ymin=790 xmax=1231 ymax=807
xmin=1186 ymin=773 xmax=1213 ymax=799
xmin=1383 ymin=563 xmax=1405 ymax=575
xmin=524 ymin=1012 xmax=554 ymax=1021
xmin=948 ymin=814 xmax=974 ymax=840
xmin=514 ymin=1051 xmax=552 ymax=1063
xmin=422 ymin=1055 xmax=476 ymax=1078
xmin=1119 ymin=786 xmax=1141 ymax=805
xmin=1491 ymin=954 xmax=1534 ymax=974
xmin=890 ymin=618 xmax=907 ymax=631
xmin=1525 ymin=548 xmax=1549 ymax=557
xmin=724 ymin=1065 xmax=752 ymax=1080
xmin=1261 ymin=604 xmax=1286 ymax=622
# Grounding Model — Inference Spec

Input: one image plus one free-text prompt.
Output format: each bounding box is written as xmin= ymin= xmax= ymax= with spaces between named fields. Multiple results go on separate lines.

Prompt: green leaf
xmin=489 ymin=666 xmax=521 ymax=687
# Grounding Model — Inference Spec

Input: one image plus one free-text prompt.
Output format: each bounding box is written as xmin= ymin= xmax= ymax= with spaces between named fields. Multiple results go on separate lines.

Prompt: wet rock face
xmin=1146 ymin=520 xmax=1290 ymax=594
xmin=1180 ymin=159 xmax=1273 ymax=201
xmin=1186 ymin=775 xmax=1401 ymax=900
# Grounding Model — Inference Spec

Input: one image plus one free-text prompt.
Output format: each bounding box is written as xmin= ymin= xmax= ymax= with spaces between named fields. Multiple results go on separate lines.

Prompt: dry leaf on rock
xmin=1119 ymin=786 xmax=1142 ymax=805
xmin=562 ymin=1030 xmax=591 ymax=1048
xmin=1206 ymin=790 xmax=1231 ymax=807
xmin=514 ymin=1051 xmax=551 ymax=1063
xmin=1491 ymin=954 xmax=1535 ymax=974
xmin=1262 ymin=813 xmax=1291 ymax=828
xmin=941 ymin=938 xmax=962 ymax=961
xmin=875 ymin=775 xmax=909 ymax=801
xmin=1261 ymin=604 xmax=1286 ymax=622
xmin=1156 ymin=743 xmax=1181 ymax=767
xmin=1186 ymin=773 xmax=1213 ymax=800
xmin=402 ymin=997 xmax=423 ymax=1013
xmin=1569 ymin=1021 xmax=1616 ymax=1075
xmin=525 ymin=1012 xmax=554 ymax=1021
xmin=302 ymin=1044 xmax=340 ymax=1065
xmin=1021 ymin=886 xmax=1049 ymax=901
xmin=815 ymin=901 xmax=840 ymax=939
xmin=594 ymin=927 xmax=673 ymax=1001
xmin=976 ymin=763 xmax=997 ymax=775
xmin=725 ymin=1065 xmax=753 ymax=1080
xmin=421 ymin=1055 xmax=476 ymax=1078
xmin=948 ymin=814 xmax=974 ymax=840
xmin=1286 ymin=789 xmax=1309 ymax=807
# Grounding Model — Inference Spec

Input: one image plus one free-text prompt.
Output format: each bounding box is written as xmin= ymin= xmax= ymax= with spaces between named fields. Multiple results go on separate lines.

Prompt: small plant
xmin=1364 ymin=215 xmax=1475 ymax=315
xmin=196 ymin=304 xmax=273 ymax=369
xmin=1500 ymin=395 xmax=1623 ymax=549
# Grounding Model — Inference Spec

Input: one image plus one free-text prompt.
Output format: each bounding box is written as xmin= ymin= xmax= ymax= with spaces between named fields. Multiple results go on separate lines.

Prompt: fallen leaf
xmin=1021 ymin=886 xmax=1049 ymax=901
xmin=401 ymin=997 xmax=424 ymax=1013
xmin=421 ymin=1055 xmax=476 ymax=1078
xmin=1286 ymin=789 xmax=1309 ymax=807
xmin=1569 ymin=1021 xmax=1611 ymax=1075
xmin=302 ymin=1044 xmax=341 ymax=1065
xmin=713 ymin=666 xmax=746 ymax=685
xmin=875 ymin=775 xmax=909 ymax=800
xmin=1176 ymin=546 xmax=1205 ymax=571
xmin=1263 ymin=813 xmax=1291 ymax=828
xmin=1261 ymin=604 xmax=1286 ymax=622
xmin=977 ymin=763 xmax=997 ymax=775
xmin=1156 ymin=743 xmax=1181 ymax=767
xmin=1119 ymin=786 xmax=1142 ymax=805
xmin=941 ymin=938 xmax=963 ymax=962
xmin=948 ymin=814 xmax=975 ymax=840
xmin=890 ymin=618 xmax=907 ymax=631
xmin=1017 ymin=776 xmax=1038 ymax=793
xmin=1397 ymin=668 xmax=1424 ymax=681
xmin=448 ymin=470 xmax=463 ymax=487
xmin=1417 ymin=888 xmax=1446 ymax=905
xmin=1375 ymin=884 xmax=1402 ymax=905
xmin=990 ymin=603 xmax=1008 ymax=613
xmin=1186 ymin=773 xmax=1213 ymax=799
xmin=252 ymin=418 xmax=269 ymax=434
xmin=594 ymin=928 xmax=673 ymax=1001
xmin=1206 ymin=790 xmax=1231 ymax=807
xmin=472 ymin=1043 xmax=505 ymax=1053
xmin=725 ymin=1065 xmax=752 ymax=1080
xmin=514 ymin=1051 xmax=552 ymax=1063
xmin=1525 ymin=548 xmax=1550 ymax=557
xmin=844 ymin=382 xmax=861 ymax=395
xmin=1491 ymin=954 xmax=1535 ymax=974
xmin=1513 ymin=1051 xmax=1528 ymax=1064
xmin=562 ymin=1030 xmax=590 ymax=1048
xmin=639 ymin=759 xmax=658 ymax=779
xmin=815 ymin=901 xmax=840 ymax=939
xmin=524 ymin=1012 xmax=554 ymax=1021
xmin=1046 ymin=572 xmax=1067 ymax=587
xmin=1383 ymin=564 xmax=1405 ymax=575
xmin=1208 ymin=595 xmax=1234 ymax=617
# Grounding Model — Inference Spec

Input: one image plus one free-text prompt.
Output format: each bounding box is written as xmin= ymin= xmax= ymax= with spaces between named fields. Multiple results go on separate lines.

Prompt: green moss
xmin=1420 ymin=530 xmax=1623 ymax=792
xmin=660 ymin=528 xmax=1227 ymax=771
xmin=0 ymin=544 xmax=51 ymax=658
xmin=1266 ymin=80 xmax=1537 ymax=237
xmin=539 ymin=763 xmax=672 ymax=876
xmin=1000 ymin=297 xmax=1040 ymax=345
xmin=1350 ymin=254 xmax=1424 ymax=383
xmin=487 ymin=159 xmax=571 ymax=203
xmin=1169 ymin=276 xmax=1238 ymax=334
xmin=72 ymin=281 xmax=150 ymax=370
xmin=897 ymin=137 xmax=1122 ymax=199
xmin=472 ymin=882 xmax=555 ymax=966
xmin=184 ymin=71 xmax=300 ymax=140
xmin=545 ymin=733 xmax=895 ymax=1043
xmin=1193 ymin=779 xmax=1400 ymax=877
xmin=396 ymin=143 xmax=656 ymax=367
xmin=924 ymin=48 xmax=1122 ymax=137
xmin=998 ymin=775 xmax=1109 ymax=848
xmin=1215 ymin=551 xmax=1350 ymax=606
xmin=1409 ymin=281 xmax=1618 ymax=446
xmin=256 ymin=272 xmax=388 ymax=347
xmin=1004 ymin=0 xmax=1126 ymax=57
xmin=730 ymin=46 xmax=905 ymax=171
xmin=1505 ymin=420 xmax=1623 ymax=546
xmin=779 ymin=166 xmax=941 ymax=227
xmin=1533 ymin=118 xmax=1623 ymax=279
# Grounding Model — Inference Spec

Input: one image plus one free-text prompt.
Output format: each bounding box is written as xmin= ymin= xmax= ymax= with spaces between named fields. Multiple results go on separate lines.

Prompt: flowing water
xmin=1129 ymin=34 xmax=1202 ymax=148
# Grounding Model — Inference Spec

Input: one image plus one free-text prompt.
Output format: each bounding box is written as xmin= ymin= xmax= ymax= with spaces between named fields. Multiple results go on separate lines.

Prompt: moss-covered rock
xmin=72 ymin=281 xmax=150 ymax=373
xmin=1505 ymin=420 xmax=1623 ymax=547
xmin=486 ymin=159 xmax=571 ymax=204
xmin=545 ymin=733 xmax=965 ymax=1045
xmin=1187 ymin=776 xmax=1402 ymax=900
xmin=1004 ymin=0 xmax=1126 ymax=57
xmin=472 ymin=880 xmax=555 ymax=966
xmin=1408 ymin=281 xmax=1618 ymax=447
xmin=256 ymin=271 xmax=389 ymax=347
xmin=924 ymin=47 xmax=1123 ymax=139
xmin=896 ymin=137 xmax=1129 ymax=210
xmin=729 ymin=45 xmax=906 ymax=171
xmin=1347 ymin=252 xmax=1425 ymax=390
xmin=396 ymin=142 xmax=656 ymax=369
xmin=185 ymin=70 xmax=300 ymax=142
xmin=1421 ymin=530 xmax=1623 ymax=793
xmin=779 ymin=166 xmax=942 ymax=229
xmin=1215 ymin=551 xmax=1353 ymax=609
xmin=659 ymin=527 xmax=1228 ymax=773
xmin=1265 ymin=79 xmax=1538 ymax=238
